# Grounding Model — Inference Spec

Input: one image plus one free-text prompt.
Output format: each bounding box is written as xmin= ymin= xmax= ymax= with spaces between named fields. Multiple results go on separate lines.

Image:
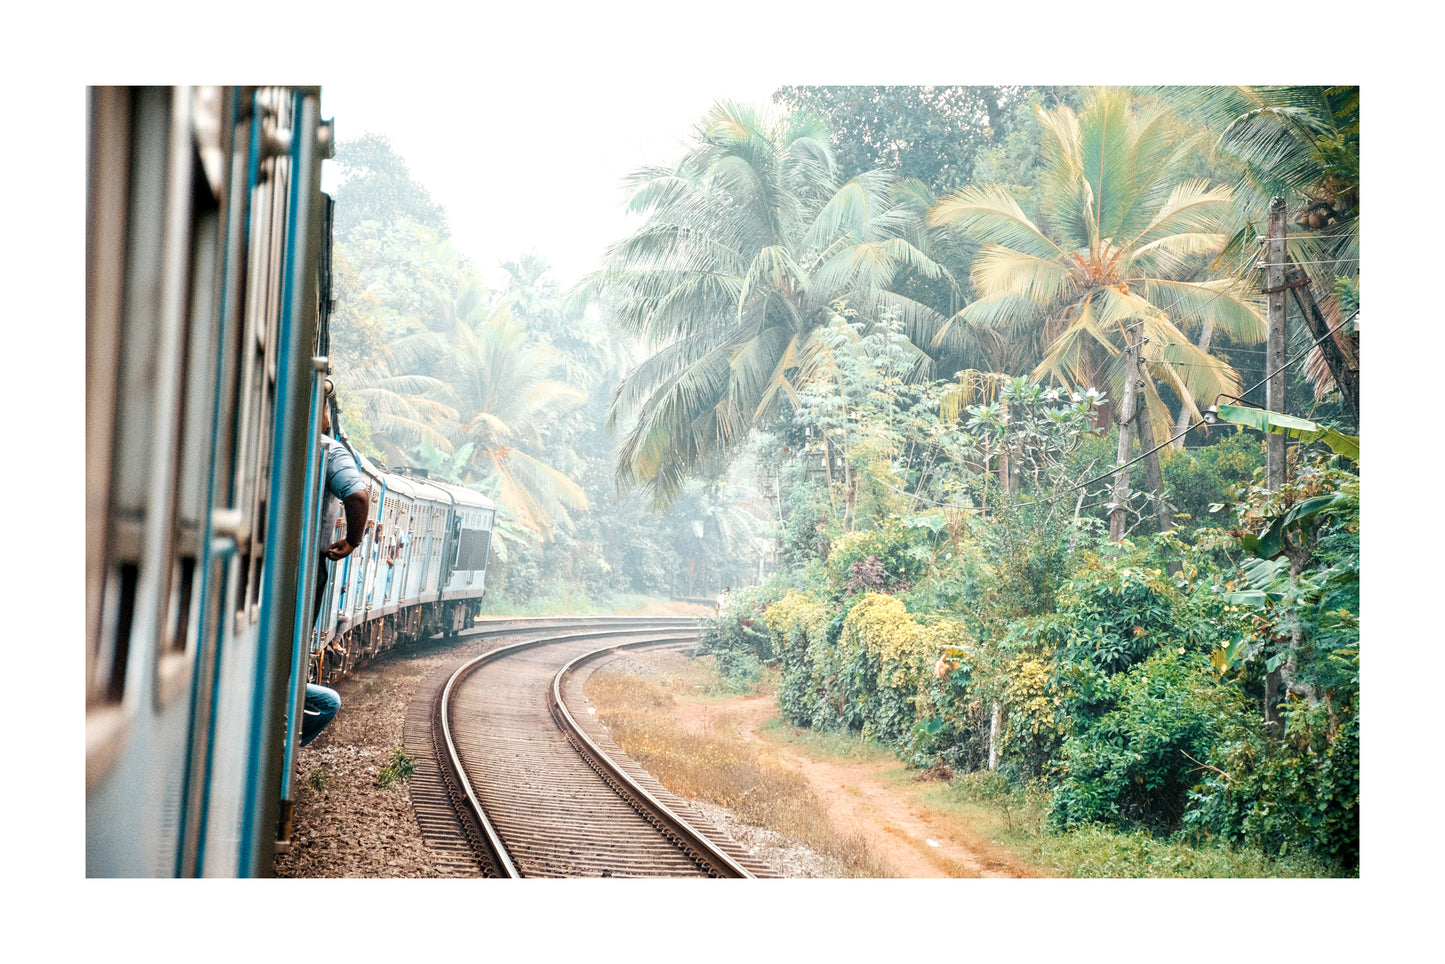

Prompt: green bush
xmin=1047 ymin=546 xmax=1225 ymax=679
xmin=1050 ymin=651 xmax=1241 ymax=833
xmin=1185 ymin=698 xmax=1358 ymax=870
xmin=1162 ymin=431 xmax=1265 ymax=529
xmin=824 ymin=515 xmax=942 ymax=597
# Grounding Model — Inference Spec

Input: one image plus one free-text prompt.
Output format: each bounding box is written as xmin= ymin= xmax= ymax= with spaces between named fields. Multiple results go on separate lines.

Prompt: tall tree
xmin=1150 ymin=85 xmax=1359 ymax=423
xmin=386 ymin=286 xmax=589 ymax=539
xmin=928 ymin=88 xmax=1268 ymax=444
xmin=331 ymin=132 xmax=450 ymax=241
xmin=592 ymin=101 xmax=951 ymax=506
xmin=771 ymin=86 xmax=1070 ymax=193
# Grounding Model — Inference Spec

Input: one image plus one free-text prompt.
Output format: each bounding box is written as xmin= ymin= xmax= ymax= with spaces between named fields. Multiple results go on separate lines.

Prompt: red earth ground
xmin=668 ymin=694 xmax=1042 ymax=878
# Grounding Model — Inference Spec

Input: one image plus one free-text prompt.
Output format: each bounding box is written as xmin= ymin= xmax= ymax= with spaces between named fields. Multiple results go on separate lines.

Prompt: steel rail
xmin=549 ymin=639 xmax=756 ymax=878
xmin=436 ymin=625 xmax=713 ymax=877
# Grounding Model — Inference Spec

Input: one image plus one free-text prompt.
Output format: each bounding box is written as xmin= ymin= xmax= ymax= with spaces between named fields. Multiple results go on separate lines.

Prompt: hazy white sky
xmin=320 ymin=78 xmax=778 ymax=290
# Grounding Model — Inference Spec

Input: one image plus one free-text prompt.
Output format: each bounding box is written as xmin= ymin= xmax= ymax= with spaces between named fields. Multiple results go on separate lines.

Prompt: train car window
xmin=88 ymin=87 xmax=196 ymax=711
xmin=86 ymin=86 xmax=132 ymax=707
xmin=156 ymin=89 xmax=228 ymax=703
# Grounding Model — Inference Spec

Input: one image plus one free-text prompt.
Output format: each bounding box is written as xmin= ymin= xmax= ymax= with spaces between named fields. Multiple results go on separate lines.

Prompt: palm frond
xmin=1138 ymin=278 xmax=1267 ymax=344
xmin=1138 ymin=313 xmax=1242 ymax=404
xmin=1124 ymin=231 xmax=1228 ymax=279
xmin=971 ymin=246 xmax=1075 ymax=305
xmin=1030 ymin=295 xmax=1117 ymax=389
xmin=928 ymin=184 xmax=1064 ymax=261
xmin=1123 ymin=180 xmax=1234 ymax=253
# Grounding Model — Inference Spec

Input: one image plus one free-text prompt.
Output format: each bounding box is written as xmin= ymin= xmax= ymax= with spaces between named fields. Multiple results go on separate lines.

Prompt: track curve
xmin=405 ymin=619 xmax=770 ymax=878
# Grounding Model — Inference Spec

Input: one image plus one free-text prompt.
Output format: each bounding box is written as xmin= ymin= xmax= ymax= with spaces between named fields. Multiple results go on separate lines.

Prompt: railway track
xmin=403 ymin=618 xmax=768 ymax=878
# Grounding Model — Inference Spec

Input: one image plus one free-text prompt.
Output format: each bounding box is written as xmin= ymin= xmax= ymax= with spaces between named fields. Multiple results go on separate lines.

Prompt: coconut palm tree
xmin=591 ymin=101 xmax=954 ymax=506
xmin=388 ymin=286 xmax=590 ymax=540
xmin=342 ymin=360 xmax=457 ymax=465
xmin=1149 ymin=85 xmax=1358 ymax=422
xmin=667 ymin=478 xmax=772 ymax=596
xmin=927 ymin=88 xmax=1268 ymax=445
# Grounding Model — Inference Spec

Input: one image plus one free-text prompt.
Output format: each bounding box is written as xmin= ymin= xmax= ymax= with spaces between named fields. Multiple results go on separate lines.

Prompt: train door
xmin=192 ymin=87 xmax=327 ymax=877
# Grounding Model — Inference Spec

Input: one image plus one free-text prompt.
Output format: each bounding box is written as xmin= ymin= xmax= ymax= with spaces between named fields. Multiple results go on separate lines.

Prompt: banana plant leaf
xmin=1217 ymin=404 xmax=1358 ymax=461
xmin=1239 ymin=493 xmax=1340 ymax=558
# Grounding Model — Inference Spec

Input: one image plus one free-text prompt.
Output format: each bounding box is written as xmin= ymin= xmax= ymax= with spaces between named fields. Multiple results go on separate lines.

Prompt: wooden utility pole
xmin=1263 ymin=199 xmax=1290 ymax=736
xmin=1108 ymin=324 xmax=1141 ymax=542
xmin=1265 ymin=197 xmax=1289 ymax=492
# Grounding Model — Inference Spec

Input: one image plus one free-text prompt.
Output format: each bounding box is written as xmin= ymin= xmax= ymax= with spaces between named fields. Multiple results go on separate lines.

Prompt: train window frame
xmin=155 ymin=93 xmax=229 ymax=708
xmin=86 ymin=86 xmax=133 ymax=718
xmin=231 ymin=93 xmax=293 ymax=631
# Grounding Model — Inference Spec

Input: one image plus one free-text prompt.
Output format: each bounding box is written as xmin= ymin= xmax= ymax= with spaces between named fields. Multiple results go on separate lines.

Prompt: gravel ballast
xmin=273 ymin=636 xmax=836 ymax=878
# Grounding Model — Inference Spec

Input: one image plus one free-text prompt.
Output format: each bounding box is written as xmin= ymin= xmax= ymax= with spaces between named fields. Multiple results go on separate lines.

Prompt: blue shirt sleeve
xmin=324 ymin=437 xmax=368 ymax=501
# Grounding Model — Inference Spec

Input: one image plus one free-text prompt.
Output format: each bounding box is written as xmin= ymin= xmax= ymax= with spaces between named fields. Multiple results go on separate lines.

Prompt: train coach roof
xmin=394 ymin=474 xmax=452 ymax=504
xmin=342 ymin=446 xmax=494 ymax=511
xmin=424 ymin=478 xmax=496 ymax=511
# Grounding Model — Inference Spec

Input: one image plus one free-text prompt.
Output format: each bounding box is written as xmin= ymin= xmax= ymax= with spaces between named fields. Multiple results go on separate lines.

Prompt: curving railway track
xmin=402 ymin=618 xmax=770 ymax=878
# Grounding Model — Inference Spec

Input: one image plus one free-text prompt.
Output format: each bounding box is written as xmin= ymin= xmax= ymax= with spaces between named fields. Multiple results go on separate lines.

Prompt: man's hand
xmin=322 ymin=538 xmax=354 ymax=561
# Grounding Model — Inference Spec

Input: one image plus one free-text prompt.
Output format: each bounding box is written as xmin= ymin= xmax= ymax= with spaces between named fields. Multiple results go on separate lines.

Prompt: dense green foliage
xmin=331 ymin=85 xmax=1360 ymax=875
xmin=325 ymin=136 xmax=766 ymax=607
xmin=685 ymin=88 xmax=1357 ymax=877
xmin=770 ymin=86 xmax=1073 ymax=193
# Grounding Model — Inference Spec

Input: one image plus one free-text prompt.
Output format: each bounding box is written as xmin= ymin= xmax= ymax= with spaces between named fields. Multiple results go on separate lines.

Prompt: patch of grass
xmin=375 ymin=748 xmax=416 ymax=789
xmin=638 ymin=650 xmax=774 ymax=700
xmin=918 ymin=771 xmax=1344 ymax=878
xmin=306 ymin=767 xmax=328 ymax=792
xmin=585 ymin=670 xmax=891 ymax=878
xmin=1024 ymin=823 xmax=1343 ymax=878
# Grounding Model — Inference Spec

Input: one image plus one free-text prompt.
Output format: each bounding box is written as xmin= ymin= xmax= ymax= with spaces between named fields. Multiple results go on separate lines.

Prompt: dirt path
xmin=671 ymin=695 xmax=1038 ymax=878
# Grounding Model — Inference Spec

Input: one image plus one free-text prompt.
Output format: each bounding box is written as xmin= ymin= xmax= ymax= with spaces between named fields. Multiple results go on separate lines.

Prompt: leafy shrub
xmin=764 ymin=590 xmax=837 ymax=729
xmin=699 ymin=585 xmax=777 ymax=685
xmin=1185 ymin=692 xmax=1358 ymax=870
xmin=1049 ymin=549 xmax=1218 ymax=677
xmin=1162 ymin=431 xmax=1265 ymax=529
xmin=833 ymin=593 xmax=931 ymax=744
xmin=1050 ymin=651 xmax=1241 ymax=833
xmin=825 ymin=515 xmax=941 ymax=597
xmin=997 ymin=651 xmax=1067 ymax=778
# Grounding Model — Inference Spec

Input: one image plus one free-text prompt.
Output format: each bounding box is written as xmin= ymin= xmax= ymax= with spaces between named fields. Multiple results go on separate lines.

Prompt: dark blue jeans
xmin=301 ymin=683 xmax=341 ymax=746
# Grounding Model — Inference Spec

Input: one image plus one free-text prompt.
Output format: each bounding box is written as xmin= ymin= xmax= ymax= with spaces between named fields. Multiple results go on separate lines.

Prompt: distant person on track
xmin=302 ymin=378 xmax=370 ymax=746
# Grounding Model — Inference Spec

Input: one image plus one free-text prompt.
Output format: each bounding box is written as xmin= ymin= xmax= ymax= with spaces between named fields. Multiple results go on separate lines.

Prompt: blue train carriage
xmin=86 ymin=86 xmax=336 ymax=877
xmin=428 ymin=478 xmax=497 ymax=632
xmin=310 ymin=456 xmax=496 ymax=684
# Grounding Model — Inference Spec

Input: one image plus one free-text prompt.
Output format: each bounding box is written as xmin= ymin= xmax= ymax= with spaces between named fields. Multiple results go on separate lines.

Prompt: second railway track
xmin=404 ymin=619 xmax=770 ymax=878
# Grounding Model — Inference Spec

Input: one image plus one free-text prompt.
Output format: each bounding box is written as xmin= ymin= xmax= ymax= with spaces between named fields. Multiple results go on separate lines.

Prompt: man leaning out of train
xmin=302 ymin=380 xmax=369 ymax=746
